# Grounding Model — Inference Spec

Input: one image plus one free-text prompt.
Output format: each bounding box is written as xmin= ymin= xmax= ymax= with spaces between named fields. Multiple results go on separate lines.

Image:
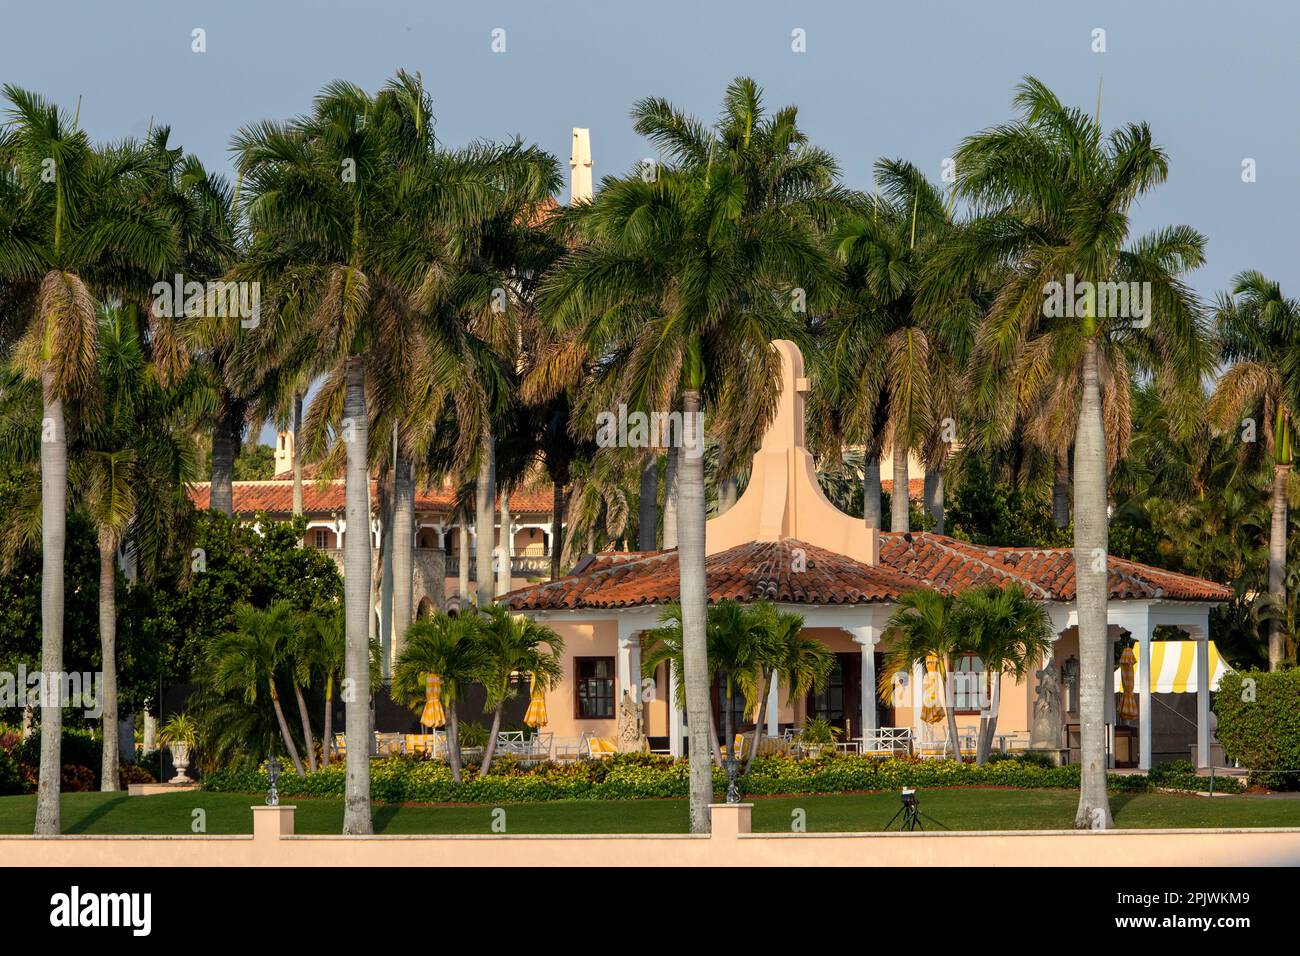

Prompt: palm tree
xmin=297 ymin=608 xmax=345 ymax=766
xmin=816 ymin=160 xmax=976 ymax=533
xmin=743 ymin=601 xmax=832 ymax=774
xmin=394 ymin=611 xmax=492 ymax=782
xmin=540 ymin=78 xmax=836 ymax=832
xmin=474 ymin=604 xmax=564 ymax=776
xmin=233 ymin=73 xmax=540 ymax=832
xmin=879 ymin=589 xmax=965 ymax=760
xmin=1207 ymin=271 xmax=1300 ymax=670
xmin=641 ymin=604 xmax=723 ymax=769
xmin=934 ymin=77 xmax=1213 ymax=828
xmin=1 ymin=87 xmax=178 ymax=833
xmin=953 ymin=584 xmax=1053 ymax=763
xmin=705 ymin=600 xmax=765 ymax=782
xmin=208 ymin=602 xmax=307 ymax=776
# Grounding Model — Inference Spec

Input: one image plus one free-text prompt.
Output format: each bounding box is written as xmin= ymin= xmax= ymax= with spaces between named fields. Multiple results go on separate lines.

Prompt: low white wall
xmin=5 ymin=805 xmax=1300 ymax=867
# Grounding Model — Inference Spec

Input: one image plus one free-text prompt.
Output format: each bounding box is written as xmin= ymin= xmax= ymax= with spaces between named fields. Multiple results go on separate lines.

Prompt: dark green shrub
xmin=17 ymin=727 xmax=101 ymax=779
xmin=0 ymin=750 xmax=23 ymax=796
xmin=201 ymin=751 xmax=1213 ymax=802
xmin=1215 ymin=670 xmax=1300 ymax=790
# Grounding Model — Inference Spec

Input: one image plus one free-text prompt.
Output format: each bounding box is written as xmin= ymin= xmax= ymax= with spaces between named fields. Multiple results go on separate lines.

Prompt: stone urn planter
xmin=167 ymin=742 xmax=193 ymax=784
xmin=158 ymin=714 xmax=198 ymax=785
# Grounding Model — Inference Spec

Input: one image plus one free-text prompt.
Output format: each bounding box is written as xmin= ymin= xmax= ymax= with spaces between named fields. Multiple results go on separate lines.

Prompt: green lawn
xmin=2 ymin=789 xmax=1298 ymax=835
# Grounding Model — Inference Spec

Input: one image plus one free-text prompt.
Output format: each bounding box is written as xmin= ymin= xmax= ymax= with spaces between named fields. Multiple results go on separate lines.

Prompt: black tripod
xmin=883 ymin=790 xmax=949 ymax=832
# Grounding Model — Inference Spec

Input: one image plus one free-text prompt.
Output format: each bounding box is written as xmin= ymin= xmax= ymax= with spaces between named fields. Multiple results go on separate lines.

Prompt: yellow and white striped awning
xmin=1114 ymin=640 xmax=1231 ymax=694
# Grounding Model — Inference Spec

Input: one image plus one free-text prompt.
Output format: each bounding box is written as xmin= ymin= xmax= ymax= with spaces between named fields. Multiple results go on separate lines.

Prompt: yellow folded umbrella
xmin=420 ymin=673 xmax=445 ymax=729
xmin=524 ymin=673 xmax=547 ymax=729
xmin=1117 ymin=646 xmax=1138 ymax=722
xmin=921 ymin=655 xmax=945 ymax=725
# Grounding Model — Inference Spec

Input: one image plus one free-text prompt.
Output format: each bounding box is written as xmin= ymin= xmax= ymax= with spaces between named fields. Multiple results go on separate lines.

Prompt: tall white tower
xmin=570 ymin=128 xmax=593 ymax=204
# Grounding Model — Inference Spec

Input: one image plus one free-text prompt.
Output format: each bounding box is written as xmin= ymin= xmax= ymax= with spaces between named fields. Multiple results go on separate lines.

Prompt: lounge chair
xmin=579 ymin=732 xmax=618 ymax=759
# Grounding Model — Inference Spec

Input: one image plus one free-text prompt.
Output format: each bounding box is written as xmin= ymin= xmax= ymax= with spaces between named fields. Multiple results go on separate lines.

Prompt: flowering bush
xmin=200 ymin=750 xmax=1241 ymax=802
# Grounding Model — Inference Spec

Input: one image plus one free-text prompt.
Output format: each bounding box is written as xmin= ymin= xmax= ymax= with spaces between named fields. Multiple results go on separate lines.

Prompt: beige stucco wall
xmin=6 ymin=805 xmax=1299 ymax=867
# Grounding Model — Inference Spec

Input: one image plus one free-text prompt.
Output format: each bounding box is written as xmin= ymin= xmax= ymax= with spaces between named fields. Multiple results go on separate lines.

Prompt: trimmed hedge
xmin=201 ymin=751 xmax=1241 ymax=803
xmin=1216 ymin=670 xmax=1300 ymax=790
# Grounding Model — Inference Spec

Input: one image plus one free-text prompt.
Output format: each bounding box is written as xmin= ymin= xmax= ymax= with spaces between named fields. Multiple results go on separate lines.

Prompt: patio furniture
xmin=861 ymin=727 xmax=913 ymax=757
xmin=579 ymin=731 xmax=618 ymax=759
xmin=404 ymin=732 xmax=446 ymax=758
xmin=524 ymin=732 xmax=553 ymax=762
xmin=375 ymin=732 xmax=405 ymax=756
xmin=495 ymin=730 xmax=528 ymax=756
xmin=333 ymin=733 xmax=346 ymax=757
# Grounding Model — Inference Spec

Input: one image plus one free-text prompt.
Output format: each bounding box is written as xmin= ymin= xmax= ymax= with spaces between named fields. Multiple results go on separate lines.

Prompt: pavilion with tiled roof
xmin=504 ymin=340 xmax=1232 ymax=770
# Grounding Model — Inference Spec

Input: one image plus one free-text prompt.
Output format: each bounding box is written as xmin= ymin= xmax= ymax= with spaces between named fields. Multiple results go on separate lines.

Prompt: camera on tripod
xmin=884 ymin=786 xmax=946 ymax=832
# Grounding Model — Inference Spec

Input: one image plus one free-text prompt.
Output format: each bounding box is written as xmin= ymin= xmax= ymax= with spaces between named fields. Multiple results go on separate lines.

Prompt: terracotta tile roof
xmin=880 ymin=478 xmax=925 ymax=500
xmin=503 ymin=531 xmax=1233 ymax=611
xmin=876 ymin=533 xmax=1233 ymax=603
xmin=503 ymin=539 xmax=922 ymax=611
xmin=188 ymin=481 xmax=555 ymax=515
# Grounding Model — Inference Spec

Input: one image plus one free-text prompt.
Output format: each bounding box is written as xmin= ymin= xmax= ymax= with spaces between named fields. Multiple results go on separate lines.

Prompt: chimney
xmin=570 ymin=128 xmax=592 ymax=204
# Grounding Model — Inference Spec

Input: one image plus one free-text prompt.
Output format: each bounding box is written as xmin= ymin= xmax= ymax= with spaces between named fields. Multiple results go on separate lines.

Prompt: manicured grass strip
xmin=2 ymin=789 xmax=1298 ymax=836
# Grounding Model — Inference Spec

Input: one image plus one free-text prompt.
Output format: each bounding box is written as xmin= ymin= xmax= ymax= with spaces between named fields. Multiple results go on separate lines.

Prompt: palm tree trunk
xmin=744 ymin=668 xmax=770 ymax=774
xmin=322 ymin=676 xmax=334 ymax=767
xmin=678 ymin=392 xmax=713 ymax=831
xmin=1052 ymin=446 xmax=1071 ymax=528
xmin=863 ymin=456 xmax=882 ymax=528
xmin=942 ymin=659 xmax=962 ymax=760
xmin=718 ymin=440 xmax=738 ymax=514
xmin=724 ymin=679 xmax=736 ymax=770
xmin=1073 ymin=338 xmax=1113 ymax=829
xmin=976 ymin=673 xmax=1001 ymax=765
xmin=35 ymin=373 xmax=66 ymax=835
xmin=705 ymin=705 xmax=724 ymax=768
xmin=477 ymin=703 xmax=505 ymax=778
xmin=663 ymin=448 xmax=679 ymax=549
xmin=98 ymin=538 xmax=119 ymax=791
xmin=268 ymin=682 xmax=305 ymax=777
xmin=1268 ymin=463 xmax=1290 ymax=670
xmin=341 ymin=356 xmax=373 ymax=834
xmin=924 ymin=466 xmax=945 ymax=534
xmin=551 ymin=483 xmax=566 ymax=579
xmin=292 ymin=680 xmax=317 ymax=772
xmin=446 ymin=704 xmax=462 ymax=783
xmin=378 ymin=484 xmax=394 ymax=679
xmin=890 ymin=433 xmax=910 ymax=533
xmin=496 ymin=492 xmax=512 ymax=597
xmin=475 ymin=433 xmax=496 ymax=605
xmin=392 ymin=449 xmax=414 ymax=661
xmin=638 ymin=452 xmax=658 ymax=550
xmin=458 ymin=523 xmax=470 ymax=601
xmin=209 ymin=395 xmax=240 ymax=518
xmin=291 ymin=392 xmax=304 ymax=519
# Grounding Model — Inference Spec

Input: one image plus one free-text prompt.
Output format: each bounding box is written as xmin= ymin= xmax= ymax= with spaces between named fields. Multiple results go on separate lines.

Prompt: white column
xmin=1137 ymin=627 xmax=1152 ymax=771
xmin=765 ymin=677 xmax=779 ymax=737
xmin=1110 ymin=605 xmax=1153 ymax=771
xmin=616 ymin=638 xmax=633 ymax=703
xmin=1104 ymin=627 xmax=1116 ymax=769
xmin=850 ymin=623 xmax=879 ymax=738
xmin=912 ymin=660 xmax=924 ymax=738
xmin=1196 ymin=629 xmax=1211 ymax=768
xmin=668 ymin=662 xmax=684 ymax=757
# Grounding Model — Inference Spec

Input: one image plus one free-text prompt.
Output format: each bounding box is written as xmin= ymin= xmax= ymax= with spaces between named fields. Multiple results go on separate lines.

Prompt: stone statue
xmin=1029 ymin=659 xmax=1063 ymax=751
xmin=617 ymin=689 xmax=647 ymax=753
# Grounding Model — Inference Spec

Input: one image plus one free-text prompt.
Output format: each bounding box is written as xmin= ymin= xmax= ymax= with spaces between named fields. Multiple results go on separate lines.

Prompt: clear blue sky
xmin=3 ymin=0 xmax=1295 ymax=438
